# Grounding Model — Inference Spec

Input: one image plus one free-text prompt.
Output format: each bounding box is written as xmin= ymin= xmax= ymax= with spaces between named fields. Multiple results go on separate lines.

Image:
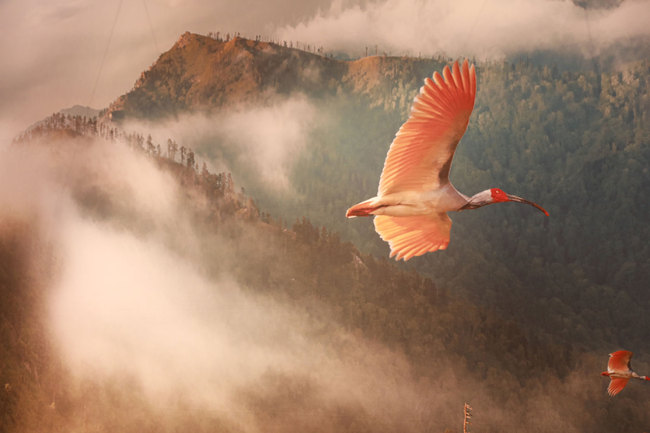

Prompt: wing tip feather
xmin=377 ymin=59 xmax=477 ymax=196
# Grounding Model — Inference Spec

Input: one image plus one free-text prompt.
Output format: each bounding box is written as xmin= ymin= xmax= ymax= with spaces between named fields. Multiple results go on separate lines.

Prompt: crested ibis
xmin=346 ymin=59 xmax=548 ymax=261
xmin=601 ymin=350 xmax=650 ymax=396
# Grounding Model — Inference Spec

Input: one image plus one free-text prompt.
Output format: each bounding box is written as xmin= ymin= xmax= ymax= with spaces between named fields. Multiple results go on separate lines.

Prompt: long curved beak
xmin=506 ymin=194 xmax=549 ymax=216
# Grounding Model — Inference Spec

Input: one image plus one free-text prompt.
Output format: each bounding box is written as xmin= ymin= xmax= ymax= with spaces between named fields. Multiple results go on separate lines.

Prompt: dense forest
xmin=2 ymin=113 xmax=649 ymax=432
xmin=293 ymin=58 xmax=650 ymax=356
xmin=286 ymin=58 xmax=650 ymax=356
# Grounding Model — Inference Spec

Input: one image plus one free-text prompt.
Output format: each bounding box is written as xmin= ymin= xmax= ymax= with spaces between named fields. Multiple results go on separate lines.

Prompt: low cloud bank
xmin=278 ymin=0 xmax=650 ymax=59
xmin=2 ymin=131 xmax=635 ymax=432
xmin=123 ymin=95 xmax=319 ymax=192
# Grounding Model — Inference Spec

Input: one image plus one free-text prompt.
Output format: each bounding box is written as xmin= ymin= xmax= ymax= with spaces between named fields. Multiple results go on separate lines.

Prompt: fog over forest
xmin=2 ymin=77 xmax=648 ymax=430
xmin=1 ymin=1 xmax=649 ymax=431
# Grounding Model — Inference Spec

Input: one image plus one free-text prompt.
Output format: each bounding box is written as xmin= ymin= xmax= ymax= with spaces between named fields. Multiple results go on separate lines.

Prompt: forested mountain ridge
xmin=106 ymin=32 xmax=449 ymax=119
xmin=6 ymin=117 xmax=648 ymax=431
xmin=105 ymin=31 xmax=649 ymax=357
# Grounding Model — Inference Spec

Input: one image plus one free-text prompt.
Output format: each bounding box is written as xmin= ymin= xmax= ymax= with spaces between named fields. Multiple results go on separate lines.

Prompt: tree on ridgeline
xmin=186 ymin=149 xmax=195 ymax=170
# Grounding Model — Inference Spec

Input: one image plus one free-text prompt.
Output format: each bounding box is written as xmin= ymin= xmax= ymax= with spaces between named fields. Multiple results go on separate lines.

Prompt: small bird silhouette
xmin=346 ymin=59 xmax=548 ymax=261
xmin=601 ymin=350 xmax=650 ymax=396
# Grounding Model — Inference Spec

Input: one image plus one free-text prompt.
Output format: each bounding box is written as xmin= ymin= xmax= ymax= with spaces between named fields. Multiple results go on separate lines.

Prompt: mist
xmin=122 ymin=95 xmax=319 ymax=193
xmin=3 ymin=124 xmax=635 ymax=431
xmin=0 ymin=131 xmax=451 ymax=431
xmin=278 ymin=0 xmax=650 ymax=58
xmin=4 ymin=0 xmax=648 ymax=144
xmin=0 ymin=0 xmax=339 ymax=140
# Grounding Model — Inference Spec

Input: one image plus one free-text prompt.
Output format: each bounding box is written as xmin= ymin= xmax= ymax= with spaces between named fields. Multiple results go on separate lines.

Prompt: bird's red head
xmin=490 ymin=188 xmax=509 ymax=203
xmin=489 ymin=188 xmax=549 ymax=216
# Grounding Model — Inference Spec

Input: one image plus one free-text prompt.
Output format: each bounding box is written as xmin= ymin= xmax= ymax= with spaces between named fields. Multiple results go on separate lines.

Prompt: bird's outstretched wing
xmin=608 ymin=350 xmax=633 ymax=373
xmin=374 ymin=214 xmax=451 ymax=261
xmin=608 ymin=377 xmax=630 ymax=396
xmin=378 ymin=59 xmax=476 ymax=196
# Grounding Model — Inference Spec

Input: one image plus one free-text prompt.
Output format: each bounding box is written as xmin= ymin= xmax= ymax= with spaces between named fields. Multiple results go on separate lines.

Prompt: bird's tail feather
xmin=346 ymin=199 xmax=379 ymax=218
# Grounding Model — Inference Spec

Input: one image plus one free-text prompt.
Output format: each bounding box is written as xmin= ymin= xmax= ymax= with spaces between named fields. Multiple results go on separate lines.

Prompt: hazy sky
xmin=1 ymin=0 xmax=648 ymax=140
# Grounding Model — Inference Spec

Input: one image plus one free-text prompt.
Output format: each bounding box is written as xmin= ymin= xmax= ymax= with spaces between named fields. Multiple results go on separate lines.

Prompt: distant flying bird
xmin=601 ymin=350 xmax=650 ymax=396
xmin=346 ymin=59 xmax=548 ymax=261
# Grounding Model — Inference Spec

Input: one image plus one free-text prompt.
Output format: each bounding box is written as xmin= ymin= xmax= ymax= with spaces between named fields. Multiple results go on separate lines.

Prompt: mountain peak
xmin=173 ymin=31 xmax=196 ymax=49
xmin=107 ymin=32 xmax=346 ymax=119
xmin=60 ymin=105 xmax=101 ymax=118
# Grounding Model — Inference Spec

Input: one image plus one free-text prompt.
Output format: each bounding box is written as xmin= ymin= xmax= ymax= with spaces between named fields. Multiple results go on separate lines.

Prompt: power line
xmin=141 ymin=0 xmax=160 ymax=54
xmin=89 ymin=0 xmax=123 ymax=107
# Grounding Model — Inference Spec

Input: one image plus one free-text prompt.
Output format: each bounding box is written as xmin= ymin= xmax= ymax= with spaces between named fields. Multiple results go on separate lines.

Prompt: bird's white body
xmin=609 ymin=371 xmax=642 ymax=380
xmin=362 ymin=184 xmax=469 ymax=217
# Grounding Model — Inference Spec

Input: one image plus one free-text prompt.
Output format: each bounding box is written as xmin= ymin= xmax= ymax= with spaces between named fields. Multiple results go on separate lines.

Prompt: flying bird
xmin=601 ymin=350 xmax=650 ymax=396
xmin=346 ymin=59 xmax=548 ymax=261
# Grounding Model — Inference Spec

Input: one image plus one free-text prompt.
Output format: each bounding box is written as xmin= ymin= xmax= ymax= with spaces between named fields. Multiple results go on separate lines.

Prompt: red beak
xmin=506 ymin=194 xmax=549 ymax=216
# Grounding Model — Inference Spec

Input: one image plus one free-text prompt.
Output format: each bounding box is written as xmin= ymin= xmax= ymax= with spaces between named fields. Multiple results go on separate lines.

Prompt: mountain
xmin=104 ymin=32 xmax=650 ymax=355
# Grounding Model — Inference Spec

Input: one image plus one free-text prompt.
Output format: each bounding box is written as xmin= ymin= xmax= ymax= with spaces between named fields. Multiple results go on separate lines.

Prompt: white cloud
xmin=123 ymin=95 xmax=319 ymax=192
xmin=216 ymin=96 xmax=317 ymax=191
xmin=0 ymin=133 xmax=435 ymax=428
xmin=2 ymin=0 xmax=647 ymax=143
xmin=0 ymin=0 xmax=336 ymax=138
xmin=278 ymin=0 xmax=650 ymax=59
xmin=50 ymin=215 xmax=299 ymax=406
xmin=48 ymin=213 xmax=425 ymax=419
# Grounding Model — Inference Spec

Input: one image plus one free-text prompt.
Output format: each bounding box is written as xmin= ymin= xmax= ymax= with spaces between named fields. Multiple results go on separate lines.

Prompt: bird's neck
xmin=459 ymin=189 xmax=492 ymax=211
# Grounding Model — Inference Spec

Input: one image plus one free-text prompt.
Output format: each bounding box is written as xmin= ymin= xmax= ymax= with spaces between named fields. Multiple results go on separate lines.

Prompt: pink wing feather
xmin=377 ymin=59 xmax=476 ymax=196
xmin=608 ymin=350 xmax=633 ymax=373
xmin=374 ymin=214 xmax=451 ymax=261
xmin=607 ymin=377 xmax=630 ymax=396
xmin=373 ymin=60 xmax=476 ymax=260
